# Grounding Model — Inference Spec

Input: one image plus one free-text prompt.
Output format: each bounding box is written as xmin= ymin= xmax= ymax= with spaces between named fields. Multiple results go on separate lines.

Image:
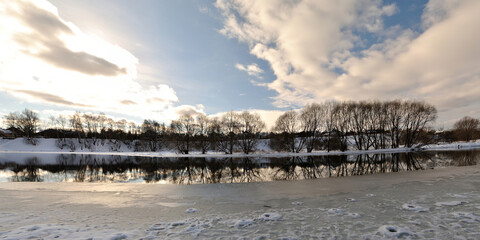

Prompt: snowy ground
xmin=1 ymin=138 xmax=480 ymax=158
xmin=1 ymin=164 xmax=479 ymax=239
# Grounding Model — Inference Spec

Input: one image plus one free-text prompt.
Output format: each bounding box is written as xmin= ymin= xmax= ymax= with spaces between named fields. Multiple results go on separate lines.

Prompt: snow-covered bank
xmin=1 ymin=164 xmax=479 ymax=239
xmin=1 ymin=138 xmax=480 ymax=158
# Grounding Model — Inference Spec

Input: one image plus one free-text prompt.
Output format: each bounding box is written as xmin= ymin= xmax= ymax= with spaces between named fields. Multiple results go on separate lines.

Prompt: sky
xmin=0 ymin=0 xmax=479 ymax=130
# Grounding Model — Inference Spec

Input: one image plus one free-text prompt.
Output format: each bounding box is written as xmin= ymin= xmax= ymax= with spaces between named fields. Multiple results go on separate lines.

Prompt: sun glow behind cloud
xmin=0 ymin=0 xmax=202 ymax=123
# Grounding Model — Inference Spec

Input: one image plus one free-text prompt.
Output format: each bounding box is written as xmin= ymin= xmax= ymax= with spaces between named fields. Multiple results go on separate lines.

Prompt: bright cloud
xmin=0 ymin=0 xmax=202 ymax=123
xmin=216 ymin=0 xmax=480 ymax=126
xmin=172 ymin=104 xmax=206 ymax=117
xmin=421 ymin=0 xmax=463 ymax=29
xmin=235 ymin=63 xmax=264 ymax=77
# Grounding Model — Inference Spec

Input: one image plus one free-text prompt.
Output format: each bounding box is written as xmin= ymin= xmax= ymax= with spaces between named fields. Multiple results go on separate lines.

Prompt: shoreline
xmin=0 ymin=141 xmax=479 ymax=158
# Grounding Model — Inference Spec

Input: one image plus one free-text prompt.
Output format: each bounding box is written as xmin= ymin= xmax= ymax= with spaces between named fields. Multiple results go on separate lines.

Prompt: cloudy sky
xmin=0 ymin=0 xmax=479 ymax=129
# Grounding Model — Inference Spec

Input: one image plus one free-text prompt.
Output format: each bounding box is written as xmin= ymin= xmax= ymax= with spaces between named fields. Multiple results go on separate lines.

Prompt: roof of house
xmin=0 ymin=129 xmax=13 ymax=134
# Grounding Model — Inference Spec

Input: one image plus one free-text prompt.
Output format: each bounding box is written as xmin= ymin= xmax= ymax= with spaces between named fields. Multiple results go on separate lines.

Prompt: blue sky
xmin=49 ymin=0 xmax=279 ymax=113
xmin=1 ymin=0 xmax=479 ymax=129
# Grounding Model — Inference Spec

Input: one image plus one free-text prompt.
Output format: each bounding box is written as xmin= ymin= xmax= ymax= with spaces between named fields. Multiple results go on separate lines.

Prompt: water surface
xmin=0 ymin=150 xmax=478 ymax=183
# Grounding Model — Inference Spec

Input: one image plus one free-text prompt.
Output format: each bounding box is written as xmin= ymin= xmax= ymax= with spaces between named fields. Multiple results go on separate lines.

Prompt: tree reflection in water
xmin=0 ymin=150 xmax=478 ymax=183
xmin=445 ymin=150 xmax=480 ymax=166
xmin=10 ymin=157 xmax=43 ymax=182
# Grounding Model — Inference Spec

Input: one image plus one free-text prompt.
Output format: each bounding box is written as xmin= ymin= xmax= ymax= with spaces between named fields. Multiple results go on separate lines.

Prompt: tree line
xmin=4 ymin=99 xmax=477 ymax=154
xmin=271 ymin=100 xmax=437 ymax=152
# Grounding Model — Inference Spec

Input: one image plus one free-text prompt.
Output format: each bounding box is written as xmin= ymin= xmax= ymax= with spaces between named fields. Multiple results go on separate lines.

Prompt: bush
xmin=24 ymin=137 xmax=38 ymax=146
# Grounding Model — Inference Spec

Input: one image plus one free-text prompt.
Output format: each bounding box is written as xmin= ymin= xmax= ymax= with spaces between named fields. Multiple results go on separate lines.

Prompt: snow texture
xmin=258 ymin=212 xmax=282 ymax=221
xmin=0 ymin=155 xmax=479 ymax=239
xmin=435 ymin=201 xmax=466 ymax=207
xmin=377 ymin=225 xmax=417 ymax=238
xmin=402 ymin=203 xmax=429 ymax=212
xmin=186 ymin=208 xmax=197 ymax=213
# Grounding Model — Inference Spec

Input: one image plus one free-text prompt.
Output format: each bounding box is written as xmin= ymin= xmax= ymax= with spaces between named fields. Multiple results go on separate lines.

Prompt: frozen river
xmin=0 ymin=150 xmax=479 ymax=239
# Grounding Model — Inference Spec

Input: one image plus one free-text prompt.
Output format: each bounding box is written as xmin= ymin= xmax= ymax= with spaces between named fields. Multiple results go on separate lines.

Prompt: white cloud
xmin=0 ymin=0 xmax=200 ymax=123
xmin=216 ymin=0 xmax=480 ymax=127
xmin=249 ymin=109 xmax=285 ymax=131
xmin=172 ymin=104 xmax=206 ymax=117
xmin=235 ymin=63 xmax=264 ymax=77
xmin=198 ymin=6 xmax=209 ymax=14
xmin=421 ymin=0 xmax=463 ymax=29
xmin=216 ymin=0 xmax=397 ymax=106
xmin=339 ymin=0 xmax=480 ymax=104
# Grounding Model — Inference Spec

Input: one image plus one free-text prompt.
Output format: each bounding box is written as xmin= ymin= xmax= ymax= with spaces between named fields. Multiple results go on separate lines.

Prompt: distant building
xmin=0 ymin=129 xmax=16 ymax=139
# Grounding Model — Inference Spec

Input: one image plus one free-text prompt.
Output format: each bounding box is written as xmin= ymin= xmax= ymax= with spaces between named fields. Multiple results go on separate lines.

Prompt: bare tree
xmin=361 ymin=100 xmax=385 ymax=150
xmin=219 ymin=111 xmax=240 ymax=154
xmin=237 ymin=111 xmax=266 ymax=154
xmin=453 ymin=116 xmax=480 ymax=142
xmin=20 ymin=109 xmax=40 ymax=139
xmin=332 ymin=102 xmax=350 ymax=151
xmin=127 ymin=122 xmax=138 ymax=135
xmin=116 ymin=119 xmax=127 ymax=133
xmin=364 ymin=101 xmax=379 ymax=149
xmin=323 ymin=101 xmax=337 ymax=152
xmin=385 ymin=100 xmax=403 ymax=149
xmin=4 ymin=109 xmax=40 ymax=144
xmin=300 ymin=103 xmax=325 ymax=152
xmin=273 ymin=110 xmax=305 ymax=153
xmin=82 ymin=113 xmax=100 ymax=145
xmin=3 ymin=112 xmax=20 ymax=130
xmin=48 ymin=115 xmax=57 ymax=130
xmin=348 ymin=101 xmax=369 ymax=150
xmin=195 ymin=114 xmax=211 ymax=154
xmin=207 ymin=117 xmax=222 ymax=152
xmin=56 ymin=115 xmax=68 ymax=131
xmin=376 ymin=101 xmax=388 ymax=149
xmin=171 ymin=114 xmax=196 ymax=154
xmin=141 ymin=119 xmax=164 ymax=151
xmin=70 ymin=112 xmax=84 ymax=139
xmin=97 ymin=113 xmax=108 ymax=135
xmin=401 ymin=101 xmax=437 ymax=147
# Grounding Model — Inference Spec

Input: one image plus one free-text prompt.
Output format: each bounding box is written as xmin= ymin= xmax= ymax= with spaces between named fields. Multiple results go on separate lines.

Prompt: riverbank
xmin=0 ymin=137 xmax=480 ymax=158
